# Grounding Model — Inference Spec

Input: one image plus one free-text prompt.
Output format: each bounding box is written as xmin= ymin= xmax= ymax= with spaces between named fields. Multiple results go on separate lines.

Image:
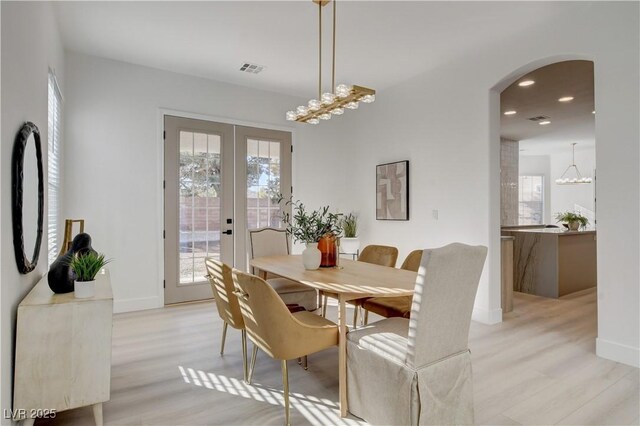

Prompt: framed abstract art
xmin=376 ymin=160 xmax=409 ymax=220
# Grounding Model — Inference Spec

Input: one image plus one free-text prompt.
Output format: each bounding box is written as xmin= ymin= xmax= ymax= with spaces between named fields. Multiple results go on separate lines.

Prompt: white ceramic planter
xmin=341 ymin=237 xmax=360 ymax=255
xmin=74 ymin=280 xmax=96 ymax=298
xmin=302 ymin=243 xmax=322 ymax=270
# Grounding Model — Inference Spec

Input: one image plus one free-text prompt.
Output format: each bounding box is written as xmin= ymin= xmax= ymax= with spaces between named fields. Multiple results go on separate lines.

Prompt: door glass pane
xmin=179 ymin=131 xmax=222 ymax=284
xmin=247 ymin=138 xmax=282 ymax=229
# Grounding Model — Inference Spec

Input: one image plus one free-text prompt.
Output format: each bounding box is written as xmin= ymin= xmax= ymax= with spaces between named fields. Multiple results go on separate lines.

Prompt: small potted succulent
xmin=280 ymin=197 xmax=342 ymax=270
xmin=68 ymin=252 xmax=111 ymax=298
xmin=555 ymin=211 xmax=589 ymax=231
xmin=340 ymin=213 xmax=360 ymax=255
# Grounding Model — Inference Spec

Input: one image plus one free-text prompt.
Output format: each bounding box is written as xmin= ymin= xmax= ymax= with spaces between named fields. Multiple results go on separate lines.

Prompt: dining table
xmin=249 ymin=254 xmax=417 ymax=417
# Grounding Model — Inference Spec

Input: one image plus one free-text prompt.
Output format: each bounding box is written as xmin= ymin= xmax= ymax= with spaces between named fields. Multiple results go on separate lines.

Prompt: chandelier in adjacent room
xmin=286 ymin=0 xmax=375 ymax=125
xmin=555 ymin=143 xmax=593 ymax=184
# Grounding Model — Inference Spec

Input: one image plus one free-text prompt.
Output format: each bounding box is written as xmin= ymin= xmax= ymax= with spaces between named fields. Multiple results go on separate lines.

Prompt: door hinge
xmin=163 ymin=180 xmax=166 ymax=189
xmin=163 ymin=280 xmax=166 ymax=289
xmin=163 ymin=130 xmax=166 ymax=140
xmin=291 ymin=145 xmax=293 ymax=153
xmin=163 ymin=230 xmax=166 ymax=239
xmin=291 ymin=186 xmax=293 ymax=194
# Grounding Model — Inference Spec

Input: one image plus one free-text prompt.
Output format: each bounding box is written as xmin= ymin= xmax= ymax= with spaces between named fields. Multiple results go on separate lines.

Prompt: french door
xmin=164 ymin=115 xmax=291 ymax=304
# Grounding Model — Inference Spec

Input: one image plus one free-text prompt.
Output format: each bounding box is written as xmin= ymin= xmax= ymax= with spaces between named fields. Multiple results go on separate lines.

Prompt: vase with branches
xmin=279 ymin=196 xmax=343 ymax=269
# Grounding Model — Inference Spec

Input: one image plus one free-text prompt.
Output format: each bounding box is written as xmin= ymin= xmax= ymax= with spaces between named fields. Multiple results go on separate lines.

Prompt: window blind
xmin=48 ymin=71 xmax=63 ymax=265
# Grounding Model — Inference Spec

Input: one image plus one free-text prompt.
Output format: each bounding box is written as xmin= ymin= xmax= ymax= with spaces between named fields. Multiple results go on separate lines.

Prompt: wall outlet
xmin=432 ymin=209 xmax=439 ymax=220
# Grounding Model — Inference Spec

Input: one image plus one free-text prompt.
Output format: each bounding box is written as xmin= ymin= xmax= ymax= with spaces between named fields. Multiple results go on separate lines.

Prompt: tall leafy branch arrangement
xmin=278 ymin=196 xmax=343 ymax=244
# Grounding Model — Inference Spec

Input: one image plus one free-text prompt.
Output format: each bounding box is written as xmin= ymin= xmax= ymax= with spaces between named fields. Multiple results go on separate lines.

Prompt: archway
xmin=489 ymin=56 xmax=598 ymax=341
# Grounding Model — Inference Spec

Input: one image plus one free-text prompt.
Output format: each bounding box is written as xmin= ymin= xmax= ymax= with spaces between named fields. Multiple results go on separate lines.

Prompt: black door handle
xmin=223 ymin=230 xmax=233 ymax=235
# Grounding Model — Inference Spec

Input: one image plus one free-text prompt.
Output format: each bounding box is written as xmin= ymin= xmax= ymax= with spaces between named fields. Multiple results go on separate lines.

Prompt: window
xmin=518 ymin=175 xmax=544 ymax=225
xmin=48 ymin=71 xmax=63 ymax=265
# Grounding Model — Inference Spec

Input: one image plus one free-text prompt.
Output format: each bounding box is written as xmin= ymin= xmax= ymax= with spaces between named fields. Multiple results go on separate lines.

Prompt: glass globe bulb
xmin=296 ymin=105 xmax=309 ymax=116
xmin=321 ymin=92 xmax=336 ymax=105
xmin=335 ymin=84 xmax=351 ymax=98
xmin=319 ymin=113 xmax=331 ymax=120
xmin=331 ymin=108 xmax=345 ymax=115
xmin=306 ymin=118 xmax=320 ymax=125
xmin=308 ymin=99 xmax=321 ymax=111
xmin=286 ymin=111 xmax=297 ymax=121
xmin=361 ymin=94 xmax=376 ymax=103
xmin=345 ymin=101 xmax=359 ymax=110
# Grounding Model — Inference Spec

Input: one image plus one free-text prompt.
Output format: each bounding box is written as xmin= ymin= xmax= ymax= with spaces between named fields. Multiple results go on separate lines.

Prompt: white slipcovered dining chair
xmin=346 ymin=243 xmax=488 ymax=425
xmin=249 ymin=228 xmax=318 ymax=311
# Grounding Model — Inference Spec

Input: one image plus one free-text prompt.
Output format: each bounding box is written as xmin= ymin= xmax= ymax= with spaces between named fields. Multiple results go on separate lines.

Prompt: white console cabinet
xmin=13 ymin=270 xmax=113 ymax=425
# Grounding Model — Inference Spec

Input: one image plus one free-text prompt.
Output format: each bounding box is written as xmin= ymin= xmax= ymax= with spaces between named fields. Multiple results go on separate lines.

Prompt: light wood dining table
xmin=250 ymin=255 xmax=417 ymax=417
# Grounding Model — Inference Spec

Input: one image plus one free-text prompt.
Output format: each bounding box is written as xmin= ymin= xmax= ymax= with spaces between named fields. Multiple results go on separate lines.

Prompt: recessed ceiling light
xmin=539 ymin=120 xmax=551 ymax=125
xmin=518 ymin=80 xmax=535 ymax=87
xmin=504 ymin=110 xmax=517 ymax=115
xmin=558 ymin=96 xmax=574 ymax=102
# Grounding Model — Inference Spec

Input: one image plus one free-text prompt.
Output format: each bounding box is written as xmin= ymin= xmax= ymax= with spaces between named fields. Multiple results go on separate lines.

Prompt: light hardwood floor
xmin=39 ymin=288 xmax=639 ymax=425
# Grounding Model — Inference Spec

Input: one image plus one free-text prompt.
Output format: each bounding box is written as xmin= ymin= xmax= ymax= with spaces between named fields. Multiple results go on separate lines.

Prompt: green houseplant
xmin=279 ymin=197 xmax=342 ymax=269
xmin=68 ymin=252 xmax=111 ymax=298
xmin=555 ymin=211 xmax=589 ymax=231
xmin=340 ymin=213 xmax=360 ymax=255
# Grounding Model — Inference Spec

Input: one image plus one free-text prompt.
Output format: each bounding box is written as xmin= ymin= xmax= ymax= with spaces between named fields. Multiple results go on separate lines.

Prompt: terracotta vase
xmin=317 ymin=234 xmax=337 ymax=267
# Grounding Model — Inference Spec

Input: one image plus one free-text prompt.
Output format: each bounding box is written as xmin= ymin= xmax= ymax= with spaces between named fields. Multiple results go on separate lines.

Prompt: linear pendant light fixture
xmin=286 ymin=0 xmax=376 ymax=125
xmin=555 ymin=143 xmax=593 ymax=185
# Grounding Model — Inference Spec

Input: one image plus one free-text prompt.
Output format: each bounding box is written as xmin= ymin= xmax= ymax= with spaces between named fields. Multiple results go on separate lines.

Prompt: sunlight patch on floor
xmin=178 ymin=366 xmax=364 ymax=425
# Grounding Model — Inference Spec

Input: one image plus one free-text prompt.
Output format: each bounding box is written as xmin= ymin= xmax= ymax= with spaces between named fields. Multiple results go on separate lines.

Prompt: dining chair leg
xmin=248 ymin=344 xmax=258 ymax=384
xmin=363 ymin=309 xmax=369 ymax=326
xmin=322 ymin=295 xmax=328 ymax=317
xmin=281 ymin=360 xmax=290 ymax=426
xmin=352 ymin=306 xmax=358 ymax=329
xmin=241 ymin=329 xmax=248 ymax=382
xmin=302 ymin=355 xmax=308 ymax=370
xmin=220 ymin=322 xmax=228 ymax=355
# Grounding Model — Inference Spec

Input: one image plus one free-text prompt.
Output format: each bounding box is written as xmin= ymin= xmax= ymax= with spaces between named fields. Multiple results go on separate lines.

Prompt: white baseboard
xmin=596 ymin=337 xmax=640 ymax=368
xmin=113 ymin=296 xmax=162 ymax=314
xmin=472 ymin=306 xmax=503 ymax=325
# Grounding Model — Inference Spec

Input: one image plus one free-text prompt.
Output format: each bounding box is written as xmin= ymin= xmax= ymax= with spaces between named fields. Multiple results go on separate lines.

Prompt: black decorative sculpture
xmin=48 ymin=233 xmax=96 ymax=294
xmin=11 ymin=122 xmax=44 ymax=274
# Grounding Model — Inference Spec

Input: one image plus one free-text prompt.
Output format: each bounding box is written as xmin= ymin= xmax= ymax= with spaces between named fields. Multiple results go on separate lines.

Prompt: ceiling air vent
xmin=528 ymin=115 xmax=550 ymax=122
xmin=239 ymin=63 xmax=265 ymax=74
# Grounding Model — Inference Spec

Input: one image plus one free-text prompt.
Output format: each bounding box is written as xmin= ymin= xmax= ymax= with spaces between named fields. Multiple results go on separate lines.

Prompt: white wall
xmin=343 ymin=3 xmax=639 ymax=365
xmin=519 ymin=155 xmax=551 ymax=223
xmin=0 ymin=2 xmax=65 ymax=420
xmin=63 ymin=52 xmax=352 ymax=313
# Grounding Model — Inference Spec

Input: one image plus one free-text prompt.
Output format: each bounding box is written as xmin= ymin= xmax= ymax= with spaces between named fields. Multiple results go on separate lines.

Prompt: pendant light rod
xmin=318 ymin=0 xmax=322 ymax=100
xmin=332 ymin=0 xmax=336 ymax=92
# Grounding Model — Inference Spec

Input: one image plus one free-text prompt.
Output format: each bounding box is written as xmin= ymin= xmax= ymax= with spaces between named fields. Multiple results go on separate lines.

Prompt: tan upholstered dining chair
xmin=249 ymin=228 xmax=318 ymax=311
xmin=343 ymin=245 xmax=399 ymax=326
xmin=320 ymin=244 xmax=399 ymax=320
xmin=204 ymin=258 xmax=249 ymax=382
xmin=361 ymin=249 xmax=423 ymax=324
xmin=347 ymin=243 xmax=488 ymax=425
xmin=232 ymin=270 xmax=338 ymax=426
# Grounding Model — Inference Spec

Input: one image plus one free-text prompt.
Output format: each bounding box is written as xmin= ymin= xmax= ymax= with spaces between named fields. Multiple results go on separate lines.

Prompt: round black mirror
xmin=12 ymin=122 xmax=44 ymax=274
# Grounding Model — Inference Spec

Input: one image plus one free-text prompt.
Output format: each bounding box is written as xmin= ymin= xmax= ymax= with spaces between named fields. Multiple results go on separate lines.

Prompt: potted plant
xmin=555 ymin=211 xmax=589 ymax=231
xmin=68 ymin=252 xmax=111 ymax=298
xmin=340 ymin=213 xmax=360 ymax=255
xmin=280 ymin=197 xmax=343 ymax=270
